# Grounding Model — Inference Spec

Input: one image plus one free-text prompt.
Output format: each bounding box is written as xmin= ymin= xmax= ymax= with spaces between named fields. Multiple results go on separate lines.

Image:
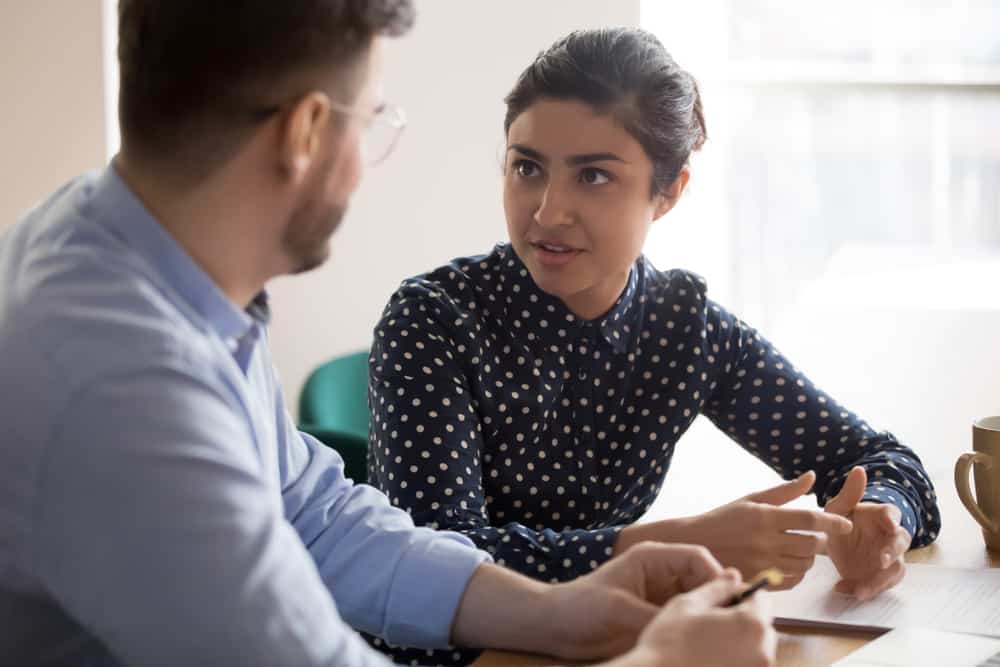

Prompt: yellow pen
xmin=726 ymin=568 xmax=784 ymax=607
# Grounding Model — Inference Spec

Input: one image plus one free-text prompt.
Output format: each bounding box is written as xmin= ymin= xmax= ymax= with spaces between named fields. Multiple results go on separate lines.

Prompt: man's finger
xmin=680 ymin=571 xmax=744 ymax=610
xmin=745 ymin=471 xmax=815 ymax=506
xmin=619 ymin=542 xmax=725 ymax=599
xmin=597 ymin=590 xmax=663 ymax=657
xmin=774 ymin=508 xmax=853 ymax=535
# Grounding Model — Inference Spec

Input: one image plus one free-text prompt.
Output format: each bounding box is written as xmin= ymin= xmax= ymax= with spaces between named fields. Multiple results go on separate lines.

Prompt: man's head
xmin=117 ymin=0 xmax=414 ymax=276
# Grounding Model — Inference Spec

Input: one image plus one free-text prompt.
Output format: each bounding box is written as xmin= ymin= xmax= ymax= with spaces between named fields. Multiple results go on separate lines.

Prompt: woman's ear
xmin=277 ymin=91 xmax=332 ymax=185
xmin=652 ymin=166 xmax=691 ymax=221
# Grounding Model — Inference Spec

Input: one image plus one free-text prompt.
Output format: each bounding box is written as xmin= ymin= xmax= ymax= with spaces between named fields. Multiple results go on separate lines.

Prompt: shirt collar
xmin=594 ymin=263 xmax=640 ymax=353
xmin=498 ymin=244 xmax=639 ymax=354
xmin=84 ymin=165 xmax=269 ymax=341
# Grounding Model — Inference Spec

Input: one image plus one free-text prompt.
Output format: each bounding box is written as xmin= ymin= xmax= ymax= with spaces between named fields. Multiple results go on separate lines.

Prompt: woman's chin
xmin=527 ymin=272 xmax=576 ymax=303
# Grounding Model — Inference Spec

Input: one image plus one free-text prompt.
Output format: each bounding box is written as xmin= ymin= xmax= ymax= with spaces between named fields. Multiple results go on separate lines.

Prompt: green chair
xmin=298 ymin=350 xmax=370 ymax=483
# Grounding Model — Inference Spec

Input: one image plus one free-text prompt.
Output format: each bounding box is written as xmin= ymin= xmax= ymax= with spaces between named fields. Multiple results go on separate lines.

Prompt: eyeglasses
xmin=252 ymin=97 xmax=407 ymax=167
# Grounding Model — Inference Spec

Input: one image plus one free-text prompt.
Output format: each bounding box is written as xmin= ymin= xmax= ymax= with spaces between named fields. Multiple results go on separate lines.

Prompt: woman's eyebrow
xmin=507 ymin=144 xmax=547 ymax=163
xmin=507 ymin=144 xmax=628 ymax=166
xmin=566 ymin=152 xmax=628 ymax=166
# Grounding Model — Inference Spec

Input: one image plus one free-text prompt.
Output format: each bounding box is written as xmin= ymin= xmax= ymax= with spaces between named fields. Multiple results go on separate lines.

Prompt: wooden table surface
xmin=474 ymin=481 xmax=999 ymax=667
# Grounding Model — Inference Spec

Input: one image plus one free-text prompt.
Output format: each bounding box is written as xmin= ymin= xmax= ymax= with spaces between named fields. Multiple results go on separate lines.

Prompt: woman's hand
xmin=824 ymin=466 xmax=911 ymax=600
xmin=615 ymin=471 xmax=852 ymax=589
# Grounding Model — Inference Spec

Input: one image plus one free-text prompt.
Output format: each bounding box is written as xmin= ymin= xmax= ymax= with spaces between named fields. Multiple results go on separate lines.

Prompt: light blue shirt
xmin=0 ymin=166 xmax=490 ymax=666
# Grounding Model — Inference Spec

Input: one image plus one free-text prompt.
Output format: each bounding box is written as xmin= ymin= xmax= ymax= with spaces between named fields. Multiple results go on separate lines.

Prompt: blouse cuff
xmin=862 ymin=485 xmax=918 ymax=542
xmin=563 ymin=526 xmax=624 ymax=580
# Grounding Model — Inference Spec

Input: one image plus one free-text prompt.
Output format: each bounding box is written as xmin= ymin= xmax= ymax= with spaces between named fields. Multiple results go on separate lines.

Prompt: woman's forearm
xmin=613 ymin=517 xmax=694 ymax=556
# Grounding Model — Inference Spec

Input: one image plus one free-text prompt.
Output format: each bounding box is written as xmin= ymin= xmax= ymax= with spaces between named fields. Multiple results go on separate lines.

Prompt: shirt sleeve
xmin=699 ymin=299 xmax=941 ymax=547
xmin=32 ymin=362 xmax=475 ymax=667
xmin=276 ymin=408 xmax=489 ymax=647
xmin=368 ymin=288 xmax=622 ymax=584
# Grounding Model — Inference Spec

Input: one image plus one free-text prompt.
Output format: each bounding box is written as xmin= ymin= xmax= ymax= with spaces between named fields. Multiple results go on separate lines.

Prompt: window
xmin=640 ymin=1 xmax=1000 ymax=515
xmin=101 ymin=0 xmax=119 ymax=161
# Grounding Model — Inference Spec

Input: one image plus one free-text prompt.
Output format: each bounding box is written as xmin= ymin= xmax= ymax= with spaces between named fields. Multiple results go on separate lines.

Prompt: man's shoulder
xmin=0 ymin=180 xmax=229 ymax=545
xmin=0 ymin=186 xmax=215 ymax=395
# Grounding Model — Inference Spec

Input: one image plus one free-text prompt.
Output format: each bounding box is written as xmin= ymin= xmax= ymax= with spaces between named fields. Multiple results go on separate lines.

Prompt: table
xmin=474 ymin=482 xmax=999 ymax=667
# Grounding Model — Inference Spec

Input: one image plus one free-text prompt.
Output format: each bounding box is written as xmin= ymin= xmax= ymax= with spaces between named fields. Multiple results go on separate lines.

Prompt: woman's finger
xmin=773 ymin=571 xmax=804 ymax=590
xmin=776 ymin=531 xmax=825 ymax=558
xmin=879 ymin=503 xmax=903 ymax=535
xmin=775 ymin=553 xmax=816 ymax=579
xmin=853 ymin=560 xmax=906 ymax=600
xmin=774 ymin=507 xmax=853 ymax=535
xmin=880 ymin=527 xmax=911 ymax=567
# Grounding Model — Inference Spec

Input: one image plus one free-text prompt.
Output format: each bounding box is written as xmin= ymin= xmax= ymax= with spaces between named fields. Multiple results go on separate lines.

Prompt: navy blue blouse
xmin=368 ymin=243 xmax=940 ymax=584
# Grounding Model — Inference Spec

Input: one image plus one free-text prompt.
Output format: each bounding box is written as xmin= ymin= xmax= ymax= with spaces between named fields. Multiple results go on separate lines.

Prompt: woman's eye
xmin=513 ymin=160 xmax=540 ymax=178
xmin=580 ymin=168 xmax=610 ymax=185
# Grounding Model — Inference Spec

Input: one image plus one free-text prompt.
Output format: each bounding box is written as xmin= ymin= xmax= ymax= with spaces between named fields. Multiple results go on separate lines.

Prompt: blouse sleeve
xmin=368 ymin=284 xmax=621 ymax=583
xmin=699 ymin=299 xmax=940 ymax=547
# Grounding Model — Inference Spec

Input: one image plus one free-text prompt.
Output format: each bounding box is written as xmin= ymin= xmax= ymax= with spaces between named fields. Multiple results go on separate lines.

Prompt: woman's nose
xmin=533 ymin=183 xmax=575 ymax=227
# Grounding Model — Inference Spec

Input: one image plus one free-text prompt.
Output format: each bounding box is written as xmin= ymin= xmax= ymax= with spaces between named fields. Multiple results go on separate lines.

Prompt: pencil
xmin=725 ymin=568 xmax=784 ymax=607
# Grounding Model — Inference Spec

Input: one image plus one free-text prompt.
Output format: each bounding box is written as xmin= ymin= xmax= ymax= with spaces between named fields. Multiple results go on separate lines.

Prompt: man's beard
xmin=281 ymin=188 xmax=347 ymax=275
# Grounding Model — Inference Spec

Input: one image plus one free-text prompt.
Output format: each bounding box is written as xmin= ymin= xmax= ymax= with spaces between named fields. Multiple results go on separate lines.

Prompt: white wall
xmin=267 ymin=0 xmax=641 ymax=412
xmin=0 ymin=0 xmax=106 ymax=232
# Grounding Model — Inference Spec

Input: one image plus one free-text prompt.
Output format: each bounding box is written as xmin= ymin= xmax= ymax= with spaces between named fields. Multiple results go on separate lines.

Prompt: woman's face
xmin=503 ymin=99 xmax=681 ymax=320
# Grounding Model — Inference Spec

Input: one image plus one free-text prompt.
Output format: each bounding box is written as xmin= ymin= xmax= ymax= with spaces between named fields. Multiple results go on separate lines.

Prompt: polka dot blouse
xmin=368 ymin=242 xmax=940 ymax=582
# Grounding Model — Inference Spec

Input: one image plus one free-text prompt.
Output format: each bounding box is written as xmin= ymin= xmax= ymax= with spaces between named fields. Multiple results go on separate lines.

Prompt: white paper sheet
xmin=768 ymin=556 xmax=1000 ymax=638
xmin=832 ymin=628 xmax=1000 ymax=667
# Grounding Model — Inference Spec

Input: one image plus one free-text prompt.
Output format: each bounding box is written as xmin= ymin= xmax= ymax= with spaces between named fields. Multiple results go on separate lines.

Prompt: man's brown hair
xmin=117 ymin=0 xmax=414 ymax=175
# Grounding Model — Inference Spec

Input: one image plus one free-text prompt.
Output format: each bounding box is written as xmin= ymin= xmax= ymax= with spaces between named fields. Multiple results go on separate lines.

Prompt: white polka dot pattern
xmin=368 ymin=244 xmax=940 ymax=586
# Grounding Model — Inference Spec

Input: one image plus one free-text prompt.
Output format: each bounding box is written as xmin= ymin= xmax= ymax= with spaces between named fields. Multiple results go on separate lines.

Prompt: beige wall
xmin=268 ymin=0 xmax=641 ymax=412
xmin=0 ymin=0 xmax=106 ymax=231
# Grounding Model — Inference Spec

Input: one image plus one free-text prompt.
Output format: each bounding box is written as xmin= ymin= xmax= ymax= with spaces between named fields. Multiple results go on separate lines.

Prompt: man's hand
xmin=626 ymin=570 xmax=777 ymax=667
xmin=451 ymin=542 xmax=726 ymax=660
xmin=452 ymin=543 xmax=776 ymax=665
xmin=615 ymin=471 xmax=852 ymax=589
xmin=825 ymin=466 xmax=911 ymax=600
xmin=535 ymin=542 xmax=728 ymax=659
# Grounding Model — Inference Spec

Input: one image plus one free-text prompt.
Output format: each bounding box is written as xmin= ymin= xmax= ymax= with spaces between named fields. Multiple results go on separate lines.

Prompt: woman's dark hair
xmin=504 ymin=27 xmax=706 ymax=196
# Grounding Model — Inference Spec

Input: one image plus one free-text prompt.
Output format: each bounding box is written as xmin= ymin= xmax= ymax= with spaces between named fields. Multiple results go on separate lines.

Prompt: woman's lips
xmin=530 ymin=240 xmax=583 ymax=267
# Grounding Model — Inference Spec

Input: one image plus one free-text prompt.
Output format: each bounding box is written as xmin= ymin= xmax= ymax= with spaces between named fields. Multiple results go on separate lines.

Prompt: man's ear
xmin=652 ymin=166 xmax=691 ymax=221
xmin=278 ymin=91 xmax=332 ymax=185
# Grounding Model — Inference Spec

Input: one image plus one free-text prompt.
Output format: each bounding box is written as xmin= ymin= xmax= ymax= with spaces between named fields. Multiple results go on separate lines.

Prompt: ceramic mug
xmin=955 ymin=416 xmax=1000 ymax=550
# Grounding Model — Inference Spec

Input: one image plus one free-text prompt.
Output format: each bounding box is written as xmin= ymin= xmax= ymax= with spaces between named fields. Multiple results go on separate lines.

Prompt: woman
xmin=368 ymin=26 xmax=939 ymax=606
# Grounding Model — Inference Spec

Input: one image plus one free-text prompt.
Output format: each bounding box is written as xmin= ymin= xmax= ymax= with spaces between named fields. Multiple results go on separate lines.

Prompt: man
xmin=0 ymin=2 xmax=775 ymax=666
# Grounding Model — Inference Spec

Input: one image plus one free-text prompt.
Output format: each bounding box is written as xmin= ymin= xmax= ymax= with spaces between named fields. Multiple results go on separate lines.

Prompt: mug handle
xmin=955 ymin=452 xmax=1000 ymax=533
